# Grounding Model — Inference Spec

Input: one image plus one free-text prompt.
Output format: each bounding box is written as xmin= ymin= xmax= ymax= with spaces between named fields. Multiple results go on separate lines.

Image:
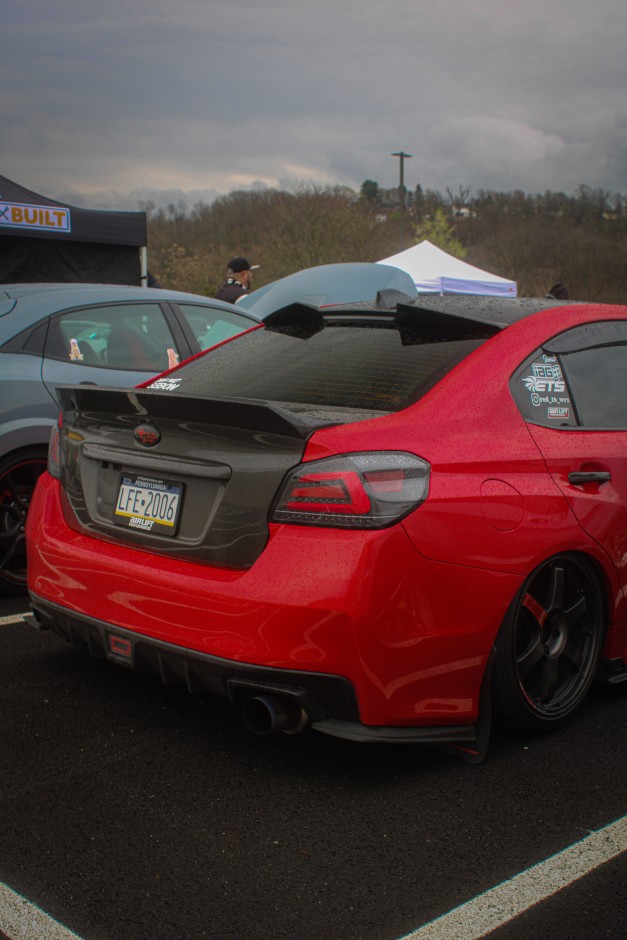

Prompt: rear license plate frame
xmin=114 ymin=473 xmax=184 ymax=537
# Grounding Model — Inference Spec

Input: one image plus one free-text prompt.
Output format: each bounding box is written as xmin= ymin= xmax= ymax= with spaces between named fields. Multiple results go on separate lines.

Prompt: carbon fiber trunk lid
xmin=56 ymin=385 xmax=374 ymax=568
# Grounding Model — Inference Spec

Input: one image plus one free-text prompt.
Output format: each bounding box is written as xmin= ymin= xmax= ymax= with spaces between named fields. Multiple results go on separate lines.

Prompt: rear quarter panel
xmin=306 ymin=305 xmax=627 ymax=621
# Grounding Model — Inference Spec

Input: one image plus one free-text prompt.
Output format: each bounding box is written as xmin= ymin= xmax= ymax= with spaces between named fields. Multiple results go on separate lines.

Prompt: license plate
xmin=114 ymin=474 xmax=183 ymax=537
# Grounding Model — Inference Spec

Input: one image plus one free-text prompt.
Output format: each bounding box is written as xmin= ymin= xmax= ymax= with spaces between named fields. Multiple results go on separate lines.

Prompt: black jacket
xmin=215 ymin=278 xmax=248 ymax=303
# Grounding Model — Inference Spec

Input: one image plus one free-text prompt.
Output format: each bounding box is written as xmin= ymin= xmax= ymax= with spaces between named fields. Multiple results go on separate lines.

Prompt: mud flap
xmin=432 ymin=647 xmax=494 ymax=765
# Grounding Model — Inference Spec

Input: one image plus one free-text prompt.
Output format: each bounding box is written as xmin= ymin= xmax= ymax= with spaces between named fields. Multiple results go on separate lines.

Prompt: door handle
xmin=568 ymin=471 xmax=611 ymax=485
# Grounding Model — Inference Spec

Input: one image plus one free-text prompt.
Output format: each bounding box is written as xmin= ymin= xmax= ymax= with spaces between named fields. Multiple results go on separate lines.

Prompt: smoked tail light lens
xmin=47 ymin=416 xmax=62 ymax=480
xmin=272 ymin=452 xmax=430 ymax=528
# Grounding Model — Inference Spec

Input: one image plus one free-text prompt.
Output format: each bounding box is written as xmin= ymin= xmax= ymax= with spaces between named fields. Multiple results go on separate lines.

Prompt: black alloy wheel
xmin=0 ymin=449 xmax=48 ymax=595
xmin=492 ymin=554 xmax=605 ymax=732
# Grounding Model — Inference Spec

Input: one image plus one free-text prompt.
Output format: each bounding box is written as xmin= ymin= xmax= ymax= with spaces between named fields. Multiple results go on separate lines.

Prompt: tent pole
xmin=140 ymin=246 xmax=148 ymax=287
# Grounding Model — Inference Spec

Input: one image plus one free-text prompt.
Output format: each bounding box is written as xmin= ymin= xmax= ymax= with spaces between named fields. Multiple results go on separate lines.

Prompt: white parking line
xmin=0 ymin=613 xmax=29 ymax=626
xmin=0 ymin=883 xmax=83 ymax=940
xmin=400 ymin=813 xmax=627 ymax=940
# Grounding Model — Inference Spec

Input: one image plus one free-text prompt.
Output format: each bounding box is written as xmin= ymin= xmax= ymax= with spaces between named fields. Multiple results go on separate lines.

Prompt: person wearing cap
xmin=546 ymin=282 xmax=569 ymax=300
xmin=214 ymin=256 xmax=259 ymax=303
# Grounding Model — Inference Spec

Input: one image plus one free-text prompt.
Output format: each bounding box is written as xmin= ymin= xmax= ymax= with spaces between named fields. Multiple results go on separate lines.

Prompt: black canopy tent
xmin=0 ymin=174 xmax=147 ymax=285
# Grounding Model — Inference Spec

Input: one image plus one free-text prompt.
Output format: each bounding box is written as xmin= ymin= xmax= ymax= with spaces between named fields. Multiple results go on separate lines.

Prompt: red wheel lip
xmin=522 ymin=592 xmax=549 ymax=627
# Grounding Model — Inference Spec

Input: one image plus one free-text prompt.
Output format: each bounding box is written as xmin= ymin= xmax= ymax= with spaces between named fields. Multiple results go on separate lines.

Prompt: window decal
xmin=148 ymin=377 xmax=182 ymax=391
xmin=69 ymin=338 xmax=84 ymax=362
xmin=519 ymin=354 xmax=574 ymax=424
xmin=548 ymin=406 xmax=570 ymax=420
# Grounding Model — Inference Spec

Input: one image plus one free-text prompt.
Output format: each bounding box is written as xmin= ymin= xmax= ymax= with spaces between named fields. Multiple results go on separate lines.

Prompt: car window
xmin=155 ymin=318 xmax=489 ymax=412
xmin=559 ymin=338 xmax=627 ymax=429
xmin=510 ymin=350 xmax=577 ymax=427
xmin=176 ymin=302 xmax=253 ymax=349
xmin=44 ymin=303 xmax=181 ymax=372
xmin=0 ymin=319 xmax=48 ymax=355
xmin=510 ymin=320 xmax=627 ymax=429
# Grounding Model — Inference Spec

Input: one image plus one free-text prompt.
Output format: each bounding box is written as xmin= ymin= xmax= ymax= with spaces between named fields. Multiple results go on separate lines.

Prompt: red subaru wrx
xmin=26 ymin=295 xmax=627 ymax=759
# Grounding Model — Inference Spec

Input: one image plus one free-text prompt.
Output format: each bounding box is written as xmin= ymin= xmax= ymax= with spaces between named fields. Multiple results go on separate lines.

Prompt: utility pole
xmin=392 ymin=151 xmax=412 ymax=251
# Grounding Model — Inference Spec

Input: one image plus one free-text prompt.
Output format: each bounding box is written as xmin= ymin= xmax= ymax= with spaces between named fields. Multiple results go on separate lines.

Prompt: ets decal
xmin=523 ymin=359 xmax=565 ymax=396
xmin=520 ymin=354 xmax=574 ymax=424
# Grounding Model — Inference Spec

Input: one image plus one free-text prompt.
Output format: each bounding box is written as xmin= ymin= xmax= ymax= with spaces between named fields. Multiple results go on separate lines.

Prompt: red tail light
xmin=283 ymin=471 xmax=371 ymax=515
xmin=47 ymin=416 xmax=62 ymax=480
xmin=272 ymin=453 xmax=430 ymax=529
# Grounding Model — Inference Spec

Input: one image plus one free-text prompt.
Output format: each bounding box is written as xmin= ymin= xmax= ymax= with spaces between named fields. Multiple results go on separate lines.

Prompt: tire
xmin=0 ymin=448 xmax=48 ymax=596
xmin=492 ymin=554 xmax=605 ymax=733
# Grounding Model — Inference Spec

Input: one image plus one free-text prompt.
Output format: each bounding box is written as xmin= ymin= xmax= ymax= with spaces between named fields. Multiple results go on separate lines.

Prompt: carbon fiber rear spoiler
xmin=56 ymin=384 xmax=359 ymax=440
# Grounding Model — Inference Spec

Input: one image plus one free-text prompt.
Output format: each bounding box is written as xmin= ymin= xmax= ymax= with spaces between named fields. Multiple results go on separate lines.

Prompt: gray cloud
xmin=2 ymin=0 xmax=627 ymax=207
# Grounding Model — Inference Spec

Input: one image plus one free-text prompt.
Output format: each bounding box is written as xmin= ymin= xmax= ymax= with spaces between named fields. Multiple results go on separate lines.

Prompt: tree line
xmin=144 ymin=182 xmax=627 ymax=303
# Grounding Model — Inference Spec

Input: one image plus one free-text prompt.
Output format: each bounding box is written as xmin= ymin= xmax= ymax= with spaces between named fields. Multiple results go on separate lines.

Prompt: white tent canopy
xmin=378 ymin=240 xmax=517 ymax=297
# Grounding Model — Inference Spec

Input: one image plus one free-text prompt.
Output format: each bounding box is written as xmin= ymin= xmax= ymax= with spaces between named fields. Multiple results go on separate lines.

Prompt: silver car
xmin=0 ymin=282 xmax=260 ymax=594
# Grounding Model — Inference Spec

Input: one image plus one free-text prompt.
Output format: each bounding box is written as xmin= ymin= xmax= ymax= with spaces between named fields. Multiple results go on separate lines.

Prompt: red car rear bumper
xmin=27 ymin=473 xmax=523 ymax=728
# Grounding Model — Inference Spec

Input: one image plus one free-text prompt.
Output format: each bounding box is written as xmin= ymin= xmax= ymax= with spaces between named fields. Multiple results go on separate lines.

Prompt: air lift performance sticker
xmin=548 ymin=406 xmax=570 ymax=420
xmin=521 ymin=354 xmax=573 ymax=424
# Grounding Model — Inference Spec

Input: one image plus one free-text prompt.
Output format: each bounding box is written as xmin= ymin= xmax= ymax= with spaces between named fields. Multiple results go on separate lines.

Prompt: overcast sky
xmin=3 ymin=0 xmax=627 ymax=209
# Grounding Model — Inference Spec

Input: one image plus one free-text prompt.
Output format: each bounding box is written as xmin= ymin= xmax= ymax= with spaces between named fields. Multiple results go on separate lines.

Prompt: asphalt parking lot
xmin=1 ymin=596 xmax=626 ymax=940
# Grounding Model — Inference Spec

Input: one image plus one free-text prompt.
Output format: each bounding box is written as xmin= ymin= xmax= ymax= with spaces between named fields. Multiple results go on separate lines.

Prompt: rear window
xmin=164 ymin=318 xmax=488 ymax=412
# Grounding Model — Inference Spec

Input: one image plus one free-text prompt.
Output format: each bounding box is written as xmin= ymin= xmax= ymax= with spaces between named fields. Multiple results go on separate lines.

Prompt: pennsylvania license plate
xmin=114 ymin=474 xmax=183 ymax=537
